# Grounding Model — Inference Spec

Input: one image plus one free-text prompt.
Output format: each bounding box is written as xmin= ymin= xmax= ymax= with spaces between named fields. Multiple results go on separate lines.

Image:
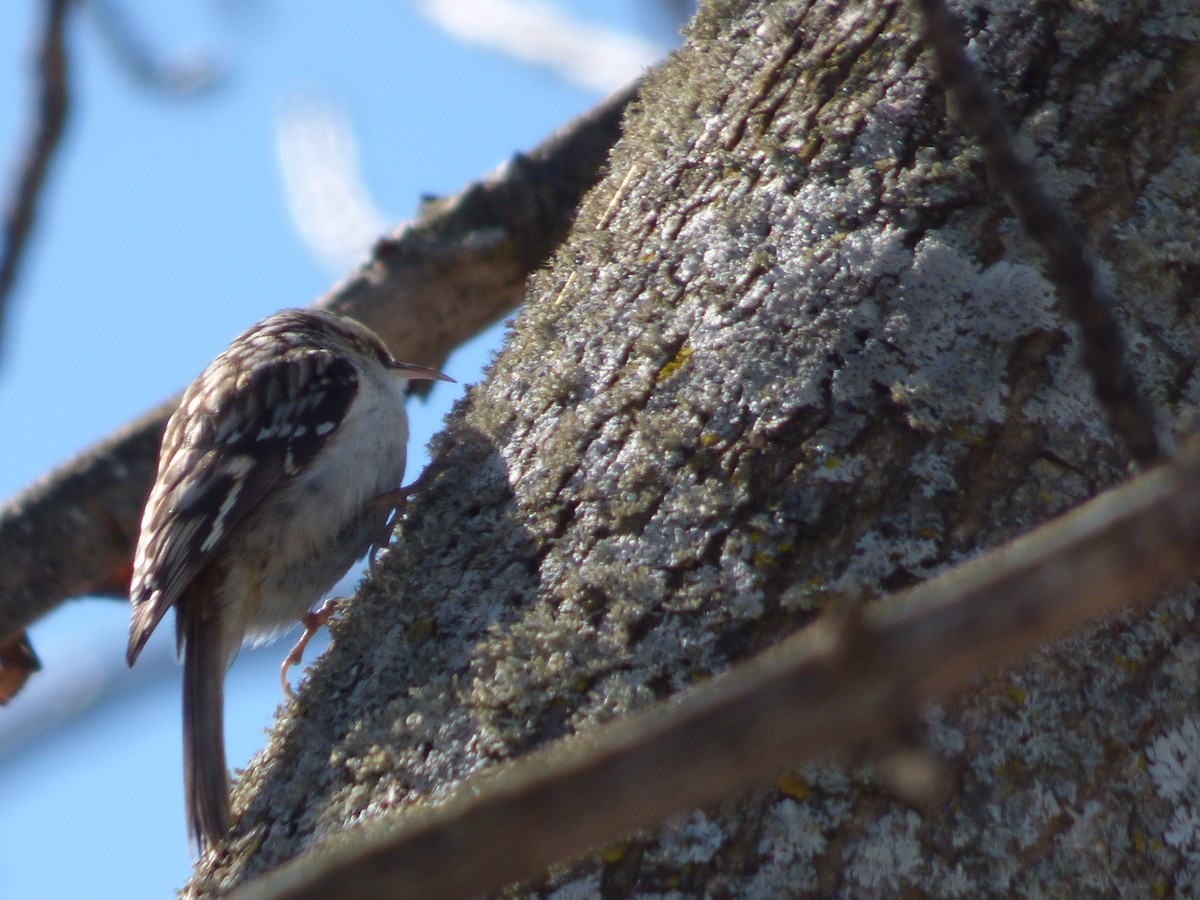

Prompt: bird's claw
xmin=280 ymin=597 xmax=343 ymax=697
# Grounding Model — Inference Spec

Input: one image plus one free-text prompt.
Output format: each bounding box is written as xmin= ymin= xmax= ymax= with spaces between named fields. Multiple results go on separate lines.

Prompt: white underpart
xmin=231 ymin=365 xmax=412 ymax=639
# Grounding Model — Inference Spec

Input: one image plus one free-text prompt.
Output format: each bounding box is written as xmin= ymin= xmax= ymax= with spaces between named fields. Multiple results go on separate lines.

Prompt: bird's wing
xmin=126 ymin=346 xmax=360 ymax=664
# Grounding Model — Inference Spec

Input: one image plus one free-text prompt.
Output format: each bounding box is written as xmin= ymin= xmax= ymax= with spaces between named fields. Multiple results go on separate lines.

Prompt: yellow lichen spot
xmin=1114 ymin=654 xmax=1139 ymax=674
xmin=1004 ymin=684 xmax=1028 ymax=706
xmin=242 ymin=828 xmax=265 ymax=857
xmin=657 ymin=345 xmax=694 ymax=383
xmin=699 ymin=431 xmax=721 ymax=448
xmin=917 ymin=526 xmax=938 ymax=539
xmin=823 ymin=456 xmax=841 ymax=469
xmin=752 ymin=550 xmax=778 ymax=568
xmin=1133 ymin=830 xmax=1147 ymax=853
xmin=783 ymin=575 xmax=828 ymax=612
xmin=777 ymin=774 xmax=812 ymax=800
xmin=572 ymin=675 xmax=590 ymax=693
xmin=748 ymin=532 xmax=764 ymax=543
xmin=995 ymin=756 xmax=1026 ymax=793
xmin=1155 ymin=878 xmax=1168 ymax=898
xmin=951 ymin=423 xmax=985 ymax=445
xmin=778 ymin=541 xmax=793 ymax=554
xmin=749 ymin=249 xmax=773 ymax=269
xmin=406 ymin=618 xmax=434 ymax=643
xmin=600 ymin=842 xmax=628 ymax=863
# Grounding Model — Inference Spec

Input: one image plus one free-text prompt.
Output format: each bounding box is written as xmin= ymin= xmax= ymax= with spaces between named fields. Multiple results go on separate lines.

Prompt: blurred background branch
xmin=0 ymin=0 xmax=72 ymax=357
xmin=89 ymin=0 xmax=223 ymax=94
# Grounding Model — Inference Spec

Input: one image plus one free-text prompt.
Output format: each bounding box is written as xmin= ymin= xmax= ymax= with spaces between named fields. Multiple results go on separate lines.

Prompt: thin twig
xmin=0 ymin=0 xmax=73 ymax=347
xmin=89 ymin=0 xmax=222 ymax=94
xmin=911 ymin=0 xmax=1168 ymax=467
xmin=233 ymin=435 xmax=1200 ymax=900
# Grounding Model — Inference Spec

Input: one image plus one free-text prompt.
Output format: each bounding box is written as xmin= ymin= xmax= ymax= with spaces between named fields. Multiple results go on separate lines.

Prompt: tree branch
xmin=0 ymin=0 xmax=73 ymax=348
xmin=89 ymin=0 xmax=222 ymax=94
xmin=911 ymin=0 xmax=1168 ymax=467
xmin=0 ymin=79 xmax=636 ymax=651
xmin=232 ymin=434 xmax=1200 ymax=900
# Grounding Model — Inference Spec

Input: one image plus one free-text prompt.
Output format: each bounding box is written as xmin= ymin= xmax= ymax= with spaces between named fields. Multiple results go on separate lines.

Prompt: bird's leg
xmin=279 ymin=488 xmax=411 ymax=697
xmin=367 ymin=455 xmax=456 ymax=575
xmin=280 ymin=598 xmax=343 ymax=697
xmin=367 ymin=488 xmax=409 ymax=577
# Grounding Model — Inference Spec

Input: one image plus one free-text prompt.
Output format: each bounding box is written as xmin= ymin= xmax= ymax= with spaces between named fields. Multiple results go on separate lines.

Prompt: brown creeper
xmin=125 ymin=308 xmax=452 ymax=850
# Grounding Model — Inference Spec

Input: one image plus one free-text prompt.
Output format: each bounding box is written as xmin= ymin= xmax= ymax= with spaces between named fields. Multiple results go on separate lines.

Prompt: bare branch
xmin=89 ymin=0 xmax=223 ymax=95
xmin=0 ymin=631 xmax=40 ymax=704
xmin=910 ymin=0 xmax=1168 ymax=467
xmin=0 ymin=80 xmax=637 ymax=651
xmin=232 ymin=435 xmax=1200 ymax=900
xmin=0 ymin=0 xmax=73 ymax=348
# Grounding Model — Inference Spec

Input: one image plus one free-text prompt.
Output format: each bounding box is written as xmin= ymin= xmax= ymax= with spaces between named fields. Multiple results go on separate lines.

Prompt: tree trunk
xmin=194 ymin=0 xmax=1200 ymax=895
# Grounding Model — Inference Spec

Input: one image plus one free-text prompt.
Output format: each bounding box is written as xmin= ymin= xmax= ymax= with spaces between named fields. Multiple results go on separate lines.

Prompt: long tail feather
xmin=181 ymin=604 xmax=231 ymax=851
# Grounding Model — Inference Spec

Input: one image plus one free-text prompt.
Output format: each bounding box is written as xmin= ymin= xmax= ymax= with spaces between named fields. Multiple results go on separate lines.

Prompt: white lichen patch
xmin=833 ymin=528 xmax=940 ymax=594
xmin=742 ymin=800 xmax=830 ymax=895
xmin=1161 ymin=639 xmax=1200 ymax=698
xmin=1143 ymin=2 xmax=1200 ymax=38
xmin=878 ymin=235 xmax=1058 ymax=429
xmin=843 ymin=809 xmax=925 ymax=892
xmin=1148 ymin=717 xmax=1200 ymax=804
xmin=546 ymin=873 xmax=602 ymax=900
xmin=663 ymin=811 xmax=729 ymax=865
xmin=921 ymin=703 xmax=967 ymax=756
xmin=1020 ymin=344 xmax=1107 ymax=448
xmin=909 ymin=446 xmax=963 ymax=497
xmin=809 ymin=450 xmax=869 ymax=483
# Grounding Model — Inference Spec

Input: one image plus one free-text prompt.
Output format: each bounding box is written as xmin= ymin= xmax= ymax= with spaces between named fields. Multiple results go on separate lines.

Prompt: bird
xmin=126 ymin=307 xmax=452 ymax=851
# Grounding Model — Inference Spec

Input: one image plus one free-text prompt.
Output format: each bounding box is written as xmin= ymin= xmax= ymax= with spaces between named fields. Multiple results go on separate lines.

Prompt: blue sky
xmin=0 ymin=2 xmax=679 ymax=896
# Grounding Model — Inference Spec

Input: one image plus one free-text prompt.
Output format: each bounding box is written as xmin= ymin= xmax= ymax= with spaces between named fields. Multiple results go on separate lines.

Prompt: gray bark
xmin=196 ymin=0 xmax=1200 ymax=895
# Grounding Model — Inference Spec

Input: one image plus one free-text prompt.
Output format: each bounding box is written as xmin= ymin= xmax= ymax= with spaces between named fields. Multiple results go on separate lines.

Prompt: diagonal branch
xmin=0 ymin=0 xmax=73 ymax=350
xmin=910 ymin=0 xmax=1168 ymax=467
xmin=232 ymin=434 xmax=1200 ymax=900
xmin=0 ymin=79 xmax=637 ymax=651
xmin=88 ymin=0 xmax=223 ymax=95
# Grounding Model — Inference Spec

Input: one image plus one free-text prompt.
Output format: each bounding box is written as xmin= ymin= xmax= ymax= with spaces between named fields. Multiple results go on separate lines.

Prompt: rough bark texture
xmin=197 ymin=0 xmax=1200 ymax=895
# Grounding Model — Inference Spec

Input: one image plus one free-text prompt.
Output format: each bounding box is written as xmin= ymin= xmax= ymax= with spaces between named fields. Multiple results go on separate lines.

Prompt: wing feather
xmin=127 ymin=346 xmax=359 ymax=664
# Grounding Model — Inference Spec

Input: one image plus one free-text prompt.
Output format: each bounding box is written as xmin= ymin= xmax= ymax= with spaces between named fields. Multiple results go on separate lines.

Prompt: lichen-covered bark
xmin=194 ymin=0 xmax=1200 ymax=896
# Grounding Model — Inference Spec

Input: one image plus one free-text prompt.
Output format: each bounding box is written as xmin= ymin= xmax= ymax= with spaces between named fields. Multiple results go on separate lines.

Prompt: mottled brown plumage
xmin=127 ymin=308 xmax=451 ymax=850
